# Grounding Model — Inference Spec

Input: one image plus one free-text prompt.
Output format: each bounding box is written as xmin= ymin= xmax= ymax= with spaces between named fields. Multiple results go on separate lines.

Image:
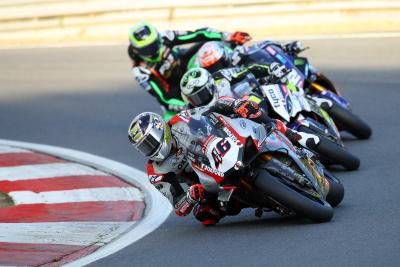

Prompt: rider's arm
xmin=212 ymin=64 xmax=272 ymax=85
xmin=208 ymin=95 xmax=273 ymax=125
xmin=161 ymin=28 xmax=250 ymax=47
xmin=147 ymin=161 xmax=194 ymax=216
xmin=132 ymin=66 xmax=186 ymax=114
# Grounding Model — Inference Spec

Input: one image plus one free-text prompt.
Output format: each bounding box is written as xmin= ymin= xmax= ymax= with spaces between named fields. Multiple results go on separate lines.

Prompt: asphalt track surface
xmin=1 ymin=37 xmax=400 ymax=267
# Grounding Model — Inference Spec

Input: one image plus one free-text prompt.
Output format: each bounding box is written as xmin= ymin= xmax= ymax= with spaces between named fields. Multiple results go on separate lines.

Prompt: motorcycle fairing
xmin=317 ymin=90 xmax=351 ymax=110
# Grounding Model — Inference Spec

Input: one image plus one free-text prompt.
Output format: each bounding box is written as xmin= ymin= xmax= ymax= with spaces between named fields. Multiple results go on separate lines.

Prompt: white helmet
xmin=180 ymin=68 xmax=215 ymax=107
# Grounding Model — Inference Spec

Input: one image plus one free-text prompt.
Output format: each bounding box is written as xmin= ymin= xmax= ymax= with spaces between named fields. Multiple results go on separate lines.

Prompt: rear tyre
xmin=255 ymin=169 xmax=333 ymax=222
xmin=323 ymin=169 xmax=344 ymax=207
xmin=328 ymin=103 xmax=372 ymax=140
xmin=298 ymin=126 xmax=360 ymax=170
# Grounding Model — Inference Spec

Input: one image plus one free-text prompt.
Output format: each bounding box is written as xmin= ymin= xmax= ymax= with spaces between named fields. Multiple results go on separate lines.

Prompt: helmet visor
xmin=134 ymin=132 xmax=161 ymax=157
xmin=139 ymin=40 xmax=161 ymax=59
xmin=186 ymin=81 xmax=214 ymax=106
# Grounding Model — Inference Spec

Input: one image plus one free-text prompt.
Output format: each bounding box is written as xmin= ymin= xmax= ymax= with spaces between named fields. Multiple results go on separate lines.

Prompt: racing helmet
xmin=180 ymin=68 xmax=215 ymax=107
xmin=129 ymin=22 xmax=164 ymax=62
xmin=128 ymin=112 xmax=172 ymax=161
xmin=198 ymin=41 xmax=232 ymax=73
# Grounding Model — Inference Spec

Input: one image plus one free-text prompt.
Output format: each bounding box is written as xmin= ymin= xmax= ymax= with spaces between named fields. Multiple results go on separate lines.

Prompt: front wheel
xmin=323 ymin=169 xmax=344 ymax=207
xmin=298 ymin=126 xmax=360 ymax=171
xmin=255 ymin=169 xmax=333 ymax=222
xmin=327 ymin=103 xmax=372 ymax=140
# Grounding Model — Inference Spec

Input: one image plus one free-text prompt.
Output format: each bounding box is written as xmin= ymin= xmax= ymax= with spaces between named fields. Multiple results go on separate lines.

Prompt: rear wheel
xmin=255 ymin=169 xmax=333 ymax=222
xmin=298 ymin=125 xmax=360 ymax=170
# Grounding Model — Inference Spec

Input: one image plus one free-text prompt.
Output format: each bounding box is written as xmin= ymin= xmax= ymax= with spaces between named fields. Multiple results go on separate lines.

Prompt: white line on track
xmin=8 ymin=187 xmax=143 ymax=205
xmin=0 ymin=162 xmax=106 ymax=181
xmin=0 ymin=139 xmax=172 ymax=267
xmin=9 ymin=187 xmax=144 ymax=204
xmin=0 ymin=222 xmax=136 ymax=246
xmin=0 ymin=145 xmax=30 ymax=153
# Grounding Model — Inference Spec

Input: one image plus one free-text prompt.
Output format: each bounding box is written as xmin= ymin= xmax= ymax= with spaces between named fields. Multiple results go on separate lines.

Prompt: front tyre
xmin=328 ymin=103 xmax=372 ymax=140
xmin=298 ymin=126 xmax=360 ymax=171
xmin=323 ymin=169 xmax=344 ymax=207
xmin=255 ymin=169 xmax=333 ymax=222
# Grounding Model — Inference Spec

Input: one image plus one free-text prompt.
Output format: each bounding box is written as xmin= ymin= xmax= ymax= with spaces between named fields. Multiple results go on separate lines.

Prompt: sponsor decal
xmin=239 ymin=120 xmax=247 ymax=129
xmin=186 ymin=151 xmax=196 ymax=162
xmin=211 ymin=139 xmax=231 ymax=169
xmin=267 ymin=87 xmax=281 ymax=108
xmin=276 ymin=54 xmax=287 ymax=64
xmin=202 ymin=135 xmax=216 ymax=154
xmin=222 ymin=126 xmax=242 ymax=146
xmin=178 ymin=111 xmax=190 ymax=124
xmin=286 ymin=96 xmax=293 ymax=115
xmin=217 ymin=116 xmax=244 ymax=147
xmin=265 ymin=46 xmax=276 ymax=55
xmin=200 ymin=163 xmax=225 ymax=177
xmin=177 ymin=156 xmax=188 ymax=170
xmin=280 ymin=84 xmax=289 ymax=96
xmin=149 ymin=175 xmax=163 ymax=184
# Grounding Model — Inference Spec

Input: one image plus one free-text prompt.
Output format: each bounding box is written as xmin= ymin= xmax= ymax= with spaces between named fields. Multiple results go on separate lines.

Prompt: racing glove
xmin=174 ymin=184 xmax=204 ymax=216
xmin=233 ymin=99 xmax=262 ymax=119
xmin=187 ymin=184 xmax=205 ymax=203
xmin=229 ymin=31 xmax=252 ymax=45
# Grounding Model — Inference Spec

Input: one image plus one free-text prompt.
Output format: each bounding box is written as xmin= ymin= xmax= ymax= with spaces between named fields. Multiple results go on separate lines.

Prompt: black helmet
xmin=198 ymin=41 xmax=232 ymax=73
xmin=128 ymin=112 xmax=172 ymax=161
xmin=180 ymin=68 xmax=215 ymax=107
xmin=129 ymin=22 xmax=164 ymax=62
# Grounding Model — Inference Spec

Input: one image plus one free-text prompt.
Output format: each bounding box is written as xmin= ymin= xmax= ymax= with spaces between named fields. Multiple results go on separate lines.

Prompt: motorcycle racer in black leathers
xmin=128 ymin=22 xmax=251 ymax=120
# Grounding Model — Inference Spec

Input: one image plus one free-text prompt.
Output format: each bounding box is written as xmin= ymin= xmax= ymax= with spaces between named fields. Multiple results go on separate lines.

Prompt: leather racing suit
xmin=147 ymin=97 xmax=318 ymax=225
xmin=129 ymin=28 xmax=249 ymax=120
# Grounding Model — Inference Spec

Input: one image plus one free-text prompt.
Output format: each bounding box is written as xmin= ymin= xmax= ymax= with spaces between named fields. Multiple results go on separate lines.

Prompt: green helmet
xmin=129 ymin=22 xmax=164 ymax=62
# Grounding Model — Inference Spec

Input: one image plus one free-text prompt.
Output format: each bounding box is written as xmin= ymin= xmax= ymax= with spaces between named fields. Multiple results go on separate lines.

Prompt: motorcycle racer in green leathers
xmin=128 ymin=22 xmax=251 ymax=120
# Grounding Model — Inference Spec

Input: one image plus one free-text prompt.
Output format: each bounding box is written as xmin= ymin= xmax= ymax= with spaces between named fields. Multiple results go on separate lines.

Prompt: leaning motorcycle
xmin=177 ymin=110 xmax=344 ymax=222
xmin=241 ymin=41 xmax=372 ymax=139
xmin=187 ymin=42 xmax=360 ymax=170
xmin=255 ymin=83 xmax=360 ymax=170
